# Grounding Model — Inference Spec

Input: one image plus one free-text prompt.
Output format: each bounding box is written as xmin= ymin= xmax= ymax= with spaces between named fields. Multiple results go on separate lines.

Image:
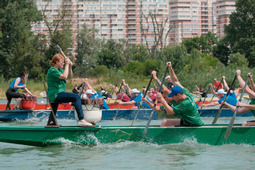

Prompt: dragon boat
xmin=0 ymin=124 xmax=254 ymax=146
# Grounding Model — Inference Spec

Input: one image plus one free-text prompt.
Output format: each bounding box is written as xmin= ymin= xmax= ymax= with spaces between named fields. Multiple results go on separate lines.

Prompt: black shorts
xmin=6 ymin=88 xmax=23 ymax=100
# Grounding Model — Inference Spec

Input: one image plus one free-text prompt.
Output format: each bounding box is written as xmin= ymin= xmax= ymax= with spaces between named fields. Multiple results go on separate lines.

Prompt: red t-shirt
xmin=213 ymin=81 xmax=223 ymax=90
xmin=117 ymin=92 xmax=130 ymax=102
xmin=150 ymin=94 xmax=161 ymax=103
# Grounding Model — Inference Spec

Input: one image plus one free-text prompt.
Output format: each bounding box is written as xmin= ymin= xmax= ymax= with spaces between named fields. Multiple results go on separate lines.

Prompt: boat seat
xmin=43 ymin=80 xmax=60 ymax=128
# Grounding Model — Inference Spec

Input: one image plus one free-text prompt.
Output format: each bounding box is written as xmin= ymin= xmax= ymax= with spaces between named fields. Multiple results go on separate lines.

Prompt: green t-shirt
xmin=47 ymin=66 xmax=66 ymax=102
xmin=160 ymin=88 xmax=204 ymax=126
xmin=249 ymin=98 xmax=255 ymax=116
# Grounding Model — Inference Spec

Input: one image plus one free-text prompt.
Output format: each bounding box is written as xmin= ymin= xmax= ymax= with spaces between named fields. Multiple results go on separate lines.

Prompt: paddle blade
xmin=224 ymin=76 xmax=249 ymax=139
xmin=223 ymin=111 xmax=236 ymax=139
xmin=56 ymin=44 xmax=62 ymax=52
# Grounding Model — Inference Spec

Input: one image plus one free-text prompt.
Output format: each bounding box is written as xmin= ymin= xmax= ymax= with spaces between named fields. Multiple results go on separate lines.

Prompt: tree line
xmin=0 ymin=0 xmax=254 ymax=90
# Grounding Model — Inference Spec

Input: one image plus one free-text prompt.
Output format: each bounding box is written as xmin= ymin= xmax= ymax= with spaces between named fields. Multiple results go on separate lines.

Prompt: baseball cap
xmin=85 ymin=89 xmax=95 ymax=95
xmin=167 ymin=86 xmax=183 ymax=98
xmin=217 ymin=89 xmax=226 ymax=94
xmin=131 ymin=88 xmax=140 ymax=94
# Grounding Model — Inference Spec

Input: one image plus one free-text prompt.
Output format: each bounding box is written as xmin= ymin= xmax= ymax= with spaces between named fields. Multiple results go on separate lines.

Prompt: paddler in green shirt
xmin=142 ymin=62 xmax=204 ymax=127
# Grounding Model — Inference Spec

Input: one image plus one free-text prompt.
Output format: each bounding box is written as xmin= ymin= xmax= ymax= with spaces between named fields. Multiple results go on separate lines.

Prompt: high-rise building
xmin=32 ymin=0 xmax=236 ymax=51
xmin=214 ymin=0 xmax=236 ymax=38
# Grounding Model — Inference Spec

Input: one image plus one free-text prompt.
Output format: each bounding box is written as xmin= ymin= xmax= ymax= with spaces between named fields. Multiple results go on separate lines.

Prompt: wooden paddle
xmin=56 ymin=44 xmax=73 ymax=65
xmin=212 ymin=75 xmax=237 ymax=124
xmin=114 ymin=88 xmax=125 ymax=120
xmin=210 ymin=78 xmax=223 ymax=103
xmin=224 ymin=76 xmax=249 ymax=139
xmin=143 ymin=67 xmax=168 ymax=136
xmin=113 ymin=82 xmax=123 ymax=109
xmin=131 ymin=75 xmax=153 ymax=126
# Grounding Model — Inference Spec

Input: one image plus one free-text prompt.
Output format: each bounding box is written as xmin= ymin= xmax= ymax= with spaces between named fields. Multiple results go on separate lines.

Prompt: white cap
xmin=165 ymin=75 xmax=171 ymax=79
xmin=101 ymin=90 xmax=105 ymax=93
xmin=217 ymin=89 xmax=226 ymax=94
xmin=85 ymin=89 xmax=95 ymax=95
xmin=131 ymin=88 xmax=140 ymax=94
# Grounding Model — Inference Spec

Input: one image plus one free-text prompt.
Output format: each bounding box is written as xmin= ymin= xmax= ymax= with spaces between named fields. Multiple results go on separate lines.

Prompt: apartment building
xmin=32 ymin=0 xmax=235 ymax=50
xmin=214 ymin=0 xmax=236 ymax=38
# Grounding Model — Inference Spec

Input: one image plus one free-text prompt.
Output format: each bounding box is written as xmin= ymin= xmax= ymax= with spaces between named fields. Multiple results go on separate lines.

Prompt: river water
xmin=0 ymin=117 xmax=255 ymax=169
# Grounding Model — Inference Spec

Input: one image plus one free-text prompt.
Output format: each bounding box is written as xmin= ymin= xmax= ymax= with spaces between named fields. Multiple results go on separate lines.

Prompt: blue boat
xmin=0 ymin=108 xmax=253 ymax=121
xmin=0 ymin=109 xmax=158 ymax=121
xmin=198 ymin=108 xmax=253 ymax=117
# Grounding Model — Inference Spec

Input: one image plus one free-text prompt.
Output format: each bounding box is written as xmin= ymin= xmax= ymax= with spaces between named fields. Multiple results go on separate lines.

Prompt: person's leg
xmin=242 ymin=120 xmax=255 ymax=126
xmin=54 ymin=92 xmax=84 ymax=120
xmin=6 ymin=89 xmax=24 ymax=109
xmin=5 ymin=91 xmax=12 ymax=110
xmin=160 ymin=119 xmax=181 ymax=127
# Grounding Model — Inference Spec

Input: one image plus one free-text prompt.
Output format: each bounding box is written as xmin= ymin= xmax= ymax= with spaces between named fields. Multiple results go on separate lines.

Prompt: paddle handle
xmin=131 ymin=75 xmax=153 ymax=126
xmin=212 ymin=75 xmax=237 ymax=124
xmin=114 ymin=89 xmax=125 ymax=120
xmin=143 ymin=67 xmax=168 ymax=136
xmin=113 ymin=82 xmax=123 ymax=108
xmin=210 ymin=78 xmax=223 ymax=103
xmin=224 ymin=76 xmax=249 ymax=139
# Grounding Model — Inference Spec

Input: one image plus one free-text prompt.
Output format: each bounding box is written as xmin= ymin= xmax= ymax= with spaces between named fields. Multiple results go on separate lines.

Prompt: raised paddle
xmin=212 ymin=75 xmax=237 ymax=124
xmin=114 ymin=88 xmax=125 ymax=120
xmin=113 ymin=82 xmax=123 ymax=109
xmin=131 ymin=75 xmax=153 ymax=126
xmin=67 ymin=82 xmax=85 ymax=116
xmin=56 ymin=44 xmax=73 ymax=65
xmin=224 ymin=76 xmax=249 ymax=140
xmin=210 ymin=78 xmax=223 ymax=103
xmin=143 ymin=67 xmax=168 ymax=136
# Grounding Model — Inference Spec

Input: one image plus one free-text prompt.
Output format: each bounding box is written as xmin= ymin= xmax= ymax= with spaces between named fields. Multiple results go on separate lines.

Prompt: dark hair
xmin=20 ymin=72 xmax=26 ymax=78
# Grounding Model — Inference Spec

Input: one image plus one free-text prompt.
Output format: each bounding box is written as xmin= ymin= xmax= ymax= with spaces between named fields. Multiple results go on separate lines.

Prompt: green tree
xmin=228 ymin=52 xmax=249 ymax=68
xmin=97 ymin=48 xmax=121 ymax=69
xmin=213 ymin=38 xmax=231 ymax=66
xmin=224 ymin=0 xmax=255 ymax=67
xmin=122 ymin=61 xmax=146 ymax=75
xmin=160 ymin=45 xmax=187 ymax=73
xmin=182 ymin=37 xmax=200 ymax=54
xmin=41 ymin=1 xmax=74 ymax=74
xmin=0 ymin=0 xmax=42 ymax=79
xmin=75 ymin=24 xmax=100 ymax=76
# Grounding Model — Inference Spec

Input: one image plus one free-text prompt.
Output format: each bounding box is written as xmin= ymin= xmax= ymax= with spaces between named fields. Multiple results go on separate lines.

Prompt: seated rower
xmin=193 ymin=85 xmax=207 ymax=101
xmin=213 ymin=78 xmax=223 ymax=90
xmin=142 ymin=62 xmax=204 ymax=127
xmin=223 ymin=70 xmax=255 ymax=126
xmin=47 ymin=53 xmax=92 ymax=126
xmin=165 ymin=75 xmax=174 ymax=90
xmin=72 ymin=83 xmax=83 ymax=94
xmin=113 ymin=85 xmax=130 ymax=102
xmin=5 ymin=72 xmax=35 ymax=110
xmin=100 ymin=85 xmax=112 ymax=99
xmin=115 ymin=79 xmax=152 ymax=108
xmin=201 ymin=76 xmax=237 ymax=108
xmin=84 ymin=78 xmax=109 ymax=109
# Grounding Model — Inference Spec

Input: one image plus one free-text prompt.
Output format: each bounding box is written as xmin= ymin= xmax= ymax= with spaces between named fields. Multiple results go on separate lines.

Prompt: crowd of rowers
xmin=5 ymin=53 xmax=255 ymax=126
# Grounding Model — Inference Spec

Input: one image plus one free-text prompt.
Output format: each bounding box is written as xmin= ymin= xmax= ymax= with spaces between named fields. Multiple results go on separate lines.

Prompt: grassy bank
xmin=0 ymin=76 xmax=150 ymax=99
